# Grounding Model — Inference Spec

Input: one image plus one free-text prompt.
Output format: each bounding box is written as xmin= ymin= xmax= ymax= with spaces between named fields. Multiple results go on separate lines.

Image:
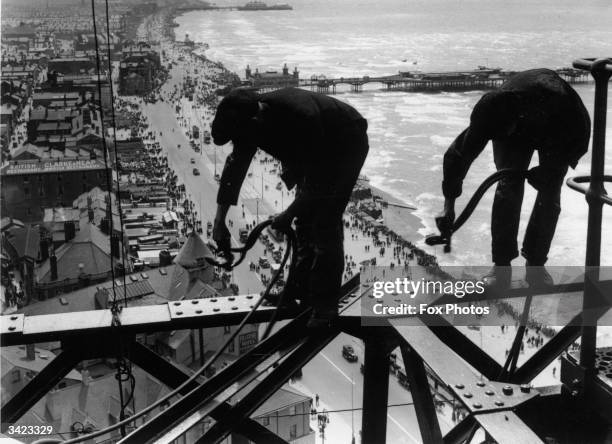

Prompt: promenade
xmin=129 ymin=11 xmax=567 ymax=443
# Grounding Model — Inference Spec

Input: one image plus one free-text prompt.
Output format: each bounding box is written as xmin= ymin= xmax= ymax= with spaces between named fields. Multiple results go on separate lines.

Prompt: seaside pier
xmin=244 ymin=66 xmax=592 ymax=94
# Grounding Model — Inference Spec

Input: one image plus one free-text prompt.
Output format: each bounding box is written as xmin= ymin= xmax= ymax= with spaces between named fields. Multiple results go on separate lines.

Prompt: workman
xmin=211 ymin=87 xmax=369 ymax=327
xmin=437 ymin=68 xmax=590 ymax=287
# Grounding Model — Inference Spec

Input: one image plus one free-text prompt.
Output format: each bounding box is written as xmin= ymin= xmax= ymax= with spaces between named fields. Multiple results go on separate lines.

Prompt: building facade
xmin=0 ymin=157 xmax=108 ymax=222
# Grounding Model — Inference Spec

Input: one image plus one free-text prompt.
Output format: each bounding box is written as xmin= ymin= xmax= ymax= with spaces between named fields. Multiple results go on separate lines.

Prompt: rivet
xmin=176 ymin=311 xmax=183 ymax=315
xmin=173 ymin=302 xmax=181 ymax=306
xmin=455 ymin=383 xmax=465 ymax=390
xmin=247 ymin=295 xmax=253 ymax=299
xmin=472 ymin=402 xmax=482 ymax=409
xmin=485 ymin=390 xmax=495 ymax=396
xmin=502 ymin=385 xmax=514 ymax=396
xmin=213 ymin=308 xmax=220 ymax=312
xmin=229 ymin=297 xmax=235 ymax=301
xmin=210 ymin=298 xmax=217 ymax=302
xmin=10 ymin=316 xmax=18 ymax=320
xmin=463 ymin=392 xmax=473 ymax=398
xmin=196 ymin=310 xmax=202 ymax=314
xmin=520 ymin=384 xmax=531 ymax=393
xmin=232 ymin=306 xmax=238 ymax=310
xmin=192 ymin=300 xmax=199 ymax=304
xmin=476 ymin=381 xmax=485 ymax=387
xmin=495 ymin=400 xmax=505 ymax=407
xmin=8 ymin=326 xmax=16 ymax=331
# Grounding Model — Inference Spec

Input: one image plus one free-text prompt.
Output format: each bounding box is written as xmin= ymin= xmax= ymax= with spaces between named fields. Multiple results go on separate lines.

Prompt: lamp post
xmin=256 ymin=198 xmax=260 ymax=224
xmin=351 ymin=373 xmax=355 ymax=444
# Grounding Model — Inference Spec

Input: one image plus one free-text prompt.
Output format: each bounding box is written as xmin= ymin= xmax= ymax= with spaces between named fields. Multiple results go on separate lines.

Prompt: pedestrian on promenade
xmin=315 ymin=393 xmax=320 ymax=407
xmin=211 ymin=88 xmax=369 ymax=328
xmin=436 ymin=69 xmax=590 ymax=288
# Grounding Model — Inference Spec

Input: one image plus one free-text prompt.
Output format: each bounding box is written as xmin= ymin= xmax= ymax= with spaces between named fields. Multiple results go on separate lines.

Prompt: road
xmin=140 ymin=53 xmax=460 ymax=444
xmin=296 ymin=332 xmax=458 ymax=444
xmin=142 ymin=95 xmax=267 ymax=295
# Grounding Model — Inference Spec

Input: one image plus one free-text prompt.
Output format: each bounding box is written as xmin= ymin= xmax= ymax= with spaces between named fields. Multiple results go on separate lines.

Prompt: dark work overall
xmin=289 ymin=119 xmax=369 ymax=311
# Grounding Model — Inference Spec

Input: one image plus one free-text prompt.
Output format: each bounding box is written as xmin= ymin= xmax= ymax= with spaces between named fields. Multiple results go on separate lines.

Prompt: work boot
xmin=482 ymin=265 xmax=512 ymax=290
xmin=525 ymin=262 xmax=554 ymax=289
xmin=307 ymin=306 xmax=338 ymax=330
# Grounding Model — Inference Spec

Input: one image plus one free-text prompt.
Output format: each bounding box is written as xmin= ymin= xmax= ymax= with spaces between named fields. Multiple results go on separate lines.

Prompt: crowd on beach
xmin=126 ymin=7 xmax=570 ymax=382
xmin=129 ymin=26 xmax=441 ymax=292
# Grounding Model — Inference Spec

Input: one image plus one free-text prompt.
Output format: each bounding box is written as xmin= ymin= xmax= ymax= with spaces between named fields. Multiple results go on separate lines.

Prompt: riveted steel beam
xmin=391 ymin=318 xmax=538 ymax=414
xmin=195 ymin=328 xmax=340 ymax=444
xmin=475 ymin=411 xmax=544 ymax=444
xmin=0 ymin=295 xmax=277 ymax=346
xmin=1 ymin=348 xmax=82 ymax=428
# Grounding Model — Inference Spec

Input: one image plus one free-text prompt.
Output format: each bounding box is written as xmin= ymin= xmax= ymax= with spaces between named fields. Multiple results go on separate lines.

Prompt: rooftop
xmin=3 ymin=224 xmax=40 ymax=261
xmin=36 ymin=219 xmax=118 ymax=283
xmin=1 ymin=346 xmax=82 ymax=381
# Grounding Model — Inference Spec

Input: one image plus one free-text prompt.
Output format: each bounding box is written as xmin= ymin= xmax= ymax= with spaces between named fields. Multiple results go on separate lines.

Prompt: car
xmin=258 ymin=257 xmax=270 ymax=268
xmin=190 ymin=158 xmax=195 ymax=164
xmin=342 ymin=345 xmax=358 ymax=362
xmin=239 ymin=228 xmax=249 ymax=243
xmin=193 ymin=168 xmax=200 ymax=175
xmin=272 ymin=248 xmax=282 ymax=262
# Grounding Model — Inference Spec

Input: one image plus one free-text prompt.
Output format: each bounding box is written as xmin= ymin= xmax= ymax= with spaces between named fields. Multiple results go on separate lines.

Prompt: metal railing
xmin=567 ymin=58 xmax=612 ymax=371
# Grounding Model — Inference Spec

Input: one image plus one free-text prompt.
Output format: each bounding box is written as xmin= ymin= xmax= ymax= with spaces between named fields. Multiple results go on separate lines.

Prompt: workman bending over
xmin=437 ymin=69 xmax=590 ymax=288
xmin=211 ymin=87 xmax=369 ymax=328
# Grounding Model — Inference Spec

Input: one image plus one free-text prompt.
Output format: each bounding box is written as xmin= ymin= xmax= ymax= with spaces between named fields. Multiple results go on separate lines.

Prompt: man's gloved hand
xmin=212 ymin=219 xmax=232 ymax=258
xmin=271 ymin=211 xmax=294 ymax=233
xmin=435 ymin=200 xmax=455 ymax=239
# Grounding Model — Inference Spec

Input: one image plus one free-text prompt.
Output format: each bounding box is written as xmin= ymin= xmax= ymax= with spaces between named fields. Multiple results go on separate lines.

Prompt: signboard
xmin=3 ymin=159 xmax=106 ymax=175
xmin=239 ymin=331 xmax=258 ymax=353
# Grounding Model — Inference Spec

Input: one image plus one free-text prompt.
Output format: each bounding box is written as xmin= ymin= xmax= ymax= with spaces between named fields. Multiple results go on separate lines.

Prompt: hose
xmin=426 ymin=168 xmax=530 ymax=251
xmin=63 ymin=221 xmax=297 ymax=443
xmin=453 ymin=168 xmax=529 ymax=232
xmin=205 ymin=220 xmax=298 ymax=339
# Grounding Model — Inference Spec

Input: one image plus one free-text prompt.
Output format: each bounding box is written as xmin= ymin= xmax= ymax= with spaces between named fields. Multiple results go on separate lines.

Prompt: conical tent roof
xmin=174 ymin=231 xmax=214 ymax=269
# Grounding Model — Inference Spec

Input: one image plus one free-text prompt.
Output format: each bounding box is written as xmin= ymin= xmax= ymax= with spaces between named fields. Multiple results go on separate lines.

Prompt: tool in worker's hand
xmin=425 ymin=216 xmax=453 ymax=253
xmin=206 ymin=219 xmax=279 ymax=270
xmin=209 ymin=235 xmax=234 ymax=270
xmin=206 ymin=219 xmax=297 ymax=340
xmin=426 ymin=168 xmax=532 ymax=253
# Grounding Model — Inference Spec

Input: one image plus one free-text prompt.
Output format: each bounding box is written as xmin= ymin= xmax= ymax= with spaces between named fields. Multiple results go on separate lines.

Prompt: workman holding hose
xmin=437 ymin=69 xmax=590 ymax=288
xmin=211 ymin=87 xmax=369 ymax=328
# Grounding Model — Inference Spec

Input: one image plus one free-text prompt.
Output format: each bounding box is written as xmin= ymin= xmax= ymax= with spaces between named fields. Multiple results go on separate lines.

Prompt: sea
xmin=174 ymin=0 xmax=612 ymax=268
